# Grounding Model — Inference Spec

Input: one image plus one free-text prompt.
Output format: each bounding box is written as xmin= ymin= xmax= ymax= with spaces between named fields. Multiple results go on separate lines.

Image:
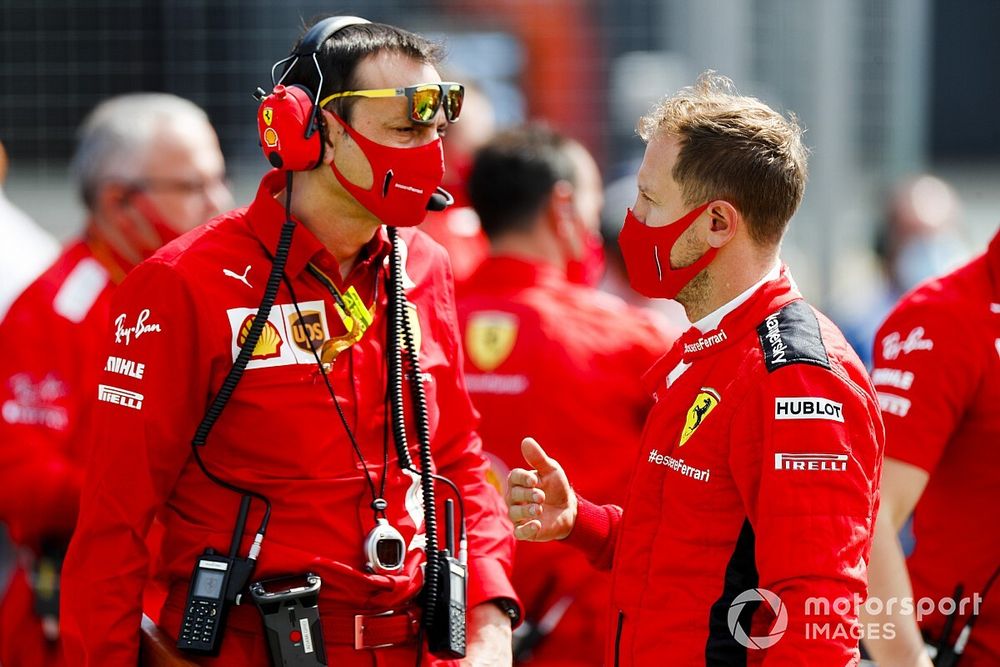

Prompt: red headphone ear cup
xmin=257 ymin=84 xmax=322 ymax=171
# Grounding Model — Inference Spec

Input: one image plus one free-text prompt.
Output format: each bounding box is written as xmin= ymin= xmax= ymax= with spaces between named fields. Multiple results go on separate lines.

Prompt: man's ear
xmin=705 ymin=200 xmax=740 ymax=249
xmin=318 ymin=108 xmax=343 ymax=166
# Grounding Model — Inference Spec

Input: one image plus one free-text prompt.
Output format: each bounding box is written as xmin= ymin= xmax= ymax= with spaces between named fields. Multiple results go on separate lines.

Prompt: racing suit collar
xmin=692 ymin=260 xmax=781 ymax=334
xmin=642 ymin=265 xmax=801 ymax=394
xmin=246 ymin=169 xmax=392 ymax=279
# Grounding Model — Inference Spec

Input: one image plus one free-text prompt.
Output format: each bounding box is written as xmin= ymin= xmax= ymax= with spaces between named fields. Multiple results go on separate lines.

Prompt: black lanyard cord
xmin=283 ymin=275 xmax=389 ymax=519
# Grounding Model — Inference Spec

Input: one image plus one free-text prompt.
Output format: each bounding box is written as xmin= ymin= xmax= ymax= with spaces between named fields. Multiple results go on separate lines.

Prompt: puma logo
xmin=223 ymin=265 xmax=253 ymax=288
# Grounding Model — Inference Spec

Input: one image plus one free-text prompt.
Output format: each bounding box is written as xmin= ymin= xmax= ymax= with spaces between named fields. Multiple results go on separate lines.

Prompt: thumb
xmin=521 ymin=437 xmax=559 ymax=474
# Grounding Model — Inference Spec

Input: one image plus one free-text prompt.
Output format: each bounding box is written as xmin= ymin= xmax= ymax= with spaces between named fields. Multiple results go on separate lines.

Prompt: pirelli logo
xmin=774 ymin=453 xmax=848 ymax=472
xmin=774 ymin=397 xmax=844 ymax=422
xmin=97 ymin=384 xmax=144 ymax=411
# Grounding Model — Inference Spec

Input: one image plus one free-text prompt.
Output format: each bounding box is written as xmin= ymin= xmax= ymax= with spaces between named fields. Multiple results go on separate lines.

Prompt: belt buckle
xmin=354 ymin=610 xmax=397 ymax=651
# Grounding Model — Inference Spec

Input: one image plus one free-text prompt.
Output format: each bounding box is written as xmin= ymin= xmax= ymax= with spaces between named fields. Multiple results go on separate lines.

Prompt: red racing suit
xmin=60 ymin=170 xmax=519 ymax=666
xmin=871 ymin=228 xmax=1000 ymax=665
xmin=0 ymin=237 xmax=133 ymax=667
xmin=567 ymin=268 xmax=885 ymax=665
xmin=457 ymin=256 xmax=675 ymax=665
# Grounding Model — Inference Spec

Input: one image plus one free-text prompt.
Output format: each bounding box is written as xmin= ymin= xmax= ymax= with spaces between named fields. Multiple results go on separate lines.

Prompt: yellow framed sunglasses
xmin=319 ymin=82 xmax=465 ymax=125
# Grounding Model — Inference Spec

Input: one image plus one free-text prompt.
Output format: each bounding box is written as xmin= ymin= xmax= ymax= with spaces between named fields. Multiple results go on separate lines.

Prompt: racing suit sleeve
xmin=871 ymin=302 xmax=978 ymax=472
xmin=729 ymin=362 xmax=884 ymax=665
xmin=61 ymin=260 xmax=207 ymax=666
xmin=0 ymin=306 xmax=82 ymax=545
xmin=564 ymin=495 xmax=622 ymax=571
xmin=426 ymin=255 xmax=522 ymax=618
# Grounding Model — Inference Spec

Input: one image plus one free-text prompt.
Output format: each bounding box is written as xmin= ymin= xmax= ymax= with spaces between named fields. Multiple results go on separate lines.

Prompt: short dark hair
xmin=468 ymin=124 xmax=578 ymax=240
xmin=281 ymin=17 xmax=444 ymax=124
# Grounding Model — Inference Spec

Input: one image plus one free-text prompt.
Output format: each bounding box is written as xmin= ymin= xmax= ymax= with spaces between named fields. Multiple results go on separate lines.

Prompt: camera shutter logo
xmin=728 ymin=588 xmax=788 ymax=649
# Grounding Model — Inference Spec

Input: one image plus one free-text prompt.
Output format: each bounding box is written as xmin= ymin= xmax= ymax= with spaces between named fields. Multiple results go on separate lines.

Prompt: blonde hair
xmin=638 ymin=72 xmax=809 ymax=246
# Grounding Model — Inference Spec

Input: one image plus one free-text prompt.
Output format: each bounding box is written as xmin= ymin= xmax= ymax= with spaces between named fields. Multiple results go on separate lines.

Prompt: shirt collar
xmin=245 ymin=169 xmax=391 ymax=279
xmin=692 ymin=260 xmax=782 ymax=333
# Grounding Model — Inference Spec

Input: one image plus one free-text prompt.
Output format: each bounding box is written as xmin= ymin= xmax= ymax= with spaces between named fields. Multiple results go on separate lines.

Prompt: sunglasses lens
xmin=411 ymin=86 xmax=442 ymax=123
xmin=444 ymin=84 xmax=465 ymax=122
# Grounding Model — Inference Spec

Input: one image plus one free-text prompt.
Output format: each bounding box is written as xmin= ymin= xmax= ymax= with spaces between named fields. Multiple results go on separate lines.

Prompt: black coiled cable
xmin=386 ymin=226 xmax=441 ymax=632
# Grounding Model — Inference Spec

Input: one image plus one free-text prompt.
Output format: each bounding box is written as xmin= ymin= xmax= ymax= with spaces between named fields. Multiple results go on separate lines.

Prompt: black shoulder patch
xmin=756 ymin=300 xmax=830 ymax=372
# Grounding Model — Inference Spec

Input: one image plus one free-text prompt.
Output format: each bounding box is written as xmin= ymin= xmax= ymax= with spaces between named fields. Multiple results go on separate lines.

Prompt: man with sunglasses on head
xmin=505 ymin=73 xmax=885 ymax=665
xmin=61 ymin=17 xmax=519 ymax=667
xmin=0 ymin=93 xmax=231 ymax=667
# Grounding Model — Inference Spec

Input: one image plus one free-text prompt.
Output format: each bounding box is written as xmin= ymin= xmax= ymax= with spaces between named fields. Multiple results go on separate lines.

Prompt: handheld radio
xmin=426 ymin=499 xmax=467 ymax=658
xmin=176 ymin=549 xmax=234 ymax=653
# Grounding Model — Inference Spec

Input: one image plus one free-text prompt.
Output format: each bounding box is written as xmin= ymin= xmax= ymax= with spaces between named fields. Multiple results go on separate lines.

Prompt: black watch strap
xmin=490 ymin=597 xmax=520 ymax=626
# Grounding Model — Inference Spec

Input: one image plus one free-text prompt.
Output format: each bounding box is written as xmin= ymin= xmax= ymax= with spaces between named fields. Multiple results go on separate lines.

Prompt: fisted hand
xmin=505 ymin=438 xmax=577 ymax=542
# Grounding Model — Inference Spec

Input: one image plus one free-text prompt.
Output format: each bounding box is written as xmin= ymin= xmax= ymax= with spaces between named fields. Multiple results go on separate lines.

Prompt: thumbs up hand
xmin=505 ymin=438 xmax=577 ymax=542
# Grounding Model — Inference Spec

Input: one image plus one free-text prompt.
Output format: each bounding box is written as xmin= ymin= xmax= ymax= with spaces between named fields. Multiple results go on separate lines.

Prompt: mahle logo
xmin=728 ymin=588 xmax=788 ymax=649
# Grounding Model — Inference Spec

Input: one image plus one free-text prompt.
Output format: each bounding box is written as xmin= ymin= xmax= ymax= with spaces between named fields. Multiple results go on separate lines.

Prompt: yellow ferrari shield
xmin=679 ymin=388 xmax=720 ymax=447
xmin=262 ymin=107 xmax=274 ymax=126
xmin=465 ymin=312 xmax=518 ymax=372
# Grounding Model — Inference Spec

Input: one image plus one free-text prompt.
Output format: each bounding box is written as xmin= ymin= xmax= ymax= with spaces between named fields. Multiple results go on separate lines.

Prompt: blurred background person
xmin=834 ymin=174 xmax=970 ymax=368
xmin=457 ymin=124 xmax=676 ymax=666
xmin=861 ymin=225 xmax=999 ymax=667
xmin=421 ymin=80 xmax=497 ymax=284
xmin=0 ymin=139 xmax=60 ymax=320
xmin=0 ymin=93 xmax=230 ymax=667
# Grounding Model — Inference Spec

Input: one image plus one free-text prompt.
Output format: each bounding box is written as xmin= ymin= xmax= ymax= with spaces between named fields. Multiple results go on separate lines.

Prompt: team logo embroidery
xmin=237 ymin=315 xmax=284 ymax=360
xmin=483 ymin=451 xmax=511 ymax=496
xmin=881 ymin=327 xmax=934 ymax=360
xmin=680 ymin=387 xmax=720 ymax=446
xmin=288 ymin=310 xmax=326 ymax=352
xmin=465 ymin=312 xmax=518 ymax=372
xmin=262 ymin=107 xmax=273 ymax=126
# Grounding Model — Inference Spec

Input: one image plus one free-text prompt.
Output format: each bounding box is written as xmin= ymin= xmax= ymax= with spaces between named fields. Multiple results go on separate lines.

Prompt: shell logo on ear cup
xmin=255 ymin=84 xmax=322 ymax=171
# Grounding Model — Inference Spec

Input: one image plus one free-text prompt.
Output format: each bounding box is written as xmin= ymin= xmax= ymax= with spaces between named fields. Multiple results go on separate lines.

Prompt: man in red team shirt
xmin=506 ymin=73 xmax=885 ymax=665
xmin=861 ymin=227 xmax=1000 ymax=666
xmin=0 ymin=93 xmax=231 ymax=666
xmin=457 ymin=125 xmax=675 ymax=665
xmin=60 ymin=17 xmax=519 ymax=666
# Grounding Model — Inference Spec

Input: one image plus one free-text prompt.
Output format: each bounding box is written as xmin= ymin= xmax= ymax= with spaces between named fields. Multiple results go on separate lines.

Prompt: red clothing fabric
xmin=568 ymin=268 xmax=885 ymax=666
xmin=871 ymin=228 xmax=1000 ymax=665
xmin=456 ymin=256 xmax=675 ymax=665
xmin=419 ymin=206 xmax=488 ymax=284
xmin=60 ymin=170 xmax=518 ymax=666
xmin=0 ymin=241 xmax=113 ymax=667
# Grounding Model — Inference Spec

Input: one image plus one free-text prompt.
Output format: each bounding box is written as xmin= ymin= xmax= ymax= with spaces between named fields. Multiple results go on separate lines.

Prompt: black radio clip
xmin=250 ymin=573 xmax=327 ymax=667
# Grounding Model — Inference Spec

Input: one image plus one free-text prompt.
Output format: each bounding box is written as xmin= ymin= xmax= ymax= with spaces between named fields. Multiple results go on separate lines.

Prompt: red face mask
xmin=121 ymin=194 xmax=183 ymax=260
xmin=565 ymin=228 xmax=607 ymax=287
xmin=329 ymin=114 xmax=445 ymax=227
xmin=617 ymin=202 xmax=714 ymax=299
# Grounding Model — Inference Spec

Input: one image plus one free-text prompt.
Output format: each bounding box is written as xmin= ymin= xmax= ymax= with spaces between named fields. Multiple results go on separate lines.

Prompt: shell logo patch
xmin=237 ymin=315 xmax=283 ymax=360
xmin=263 ymin=127 xmax=279 ymax=149
xmin=262 ymin=107 xmax=274 ymax=126
xmin=679 ymin=387 xmax=720 ymax=447
xmin=465 ymin=312 xmax=518 ymax=372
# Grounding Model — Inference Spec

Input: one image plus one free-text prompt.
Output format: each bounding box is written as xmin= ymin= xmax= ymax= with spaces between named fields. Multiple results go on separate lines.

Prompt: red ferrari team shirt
xmin=569 ymin=268 xmax=885 ymax=666
xmin=871 ymin=228 xmax=1000 ymax=665
xmin=60 ymin=170 xmax=518 ymax=667
xmin=457 ymin=256 xmax=675 ymax=665
xmin=0 ymin=240 xmax=118 ymax=667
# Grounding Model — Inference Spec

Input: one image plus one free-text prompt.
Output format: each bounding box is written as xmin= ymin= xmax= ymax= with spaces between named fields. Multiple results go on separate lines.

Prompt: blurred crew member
xmin=457 ymin=125 xmax=674 ymax=665
xmin=0 ymin=93 xmax=231 ymax=667
xmin=420 ymin=82 xmax=496 ymax=283
xmin=862 ymin=227 xmax=1000 ymax=666
xmin=0 ymin=138 xmax=60 ymax=320
xmin=61 ymin=17 xmax=519 ymax=666
xmin=505 ymin=73 xmax=885 ymax=665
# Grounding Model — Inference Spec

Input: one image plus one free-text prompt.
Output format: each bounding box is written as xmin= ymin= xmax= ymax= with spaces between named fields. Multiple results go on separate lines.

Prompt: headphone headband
xmin=293 ymin=16 xmax=371 ymax=56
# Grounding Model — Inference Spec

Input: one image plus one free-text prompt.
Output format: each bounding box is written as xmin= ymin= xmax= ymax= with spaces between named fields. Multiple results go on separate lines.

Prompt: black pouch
xmin=250 ymin=573 xmax=327 ymax=667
